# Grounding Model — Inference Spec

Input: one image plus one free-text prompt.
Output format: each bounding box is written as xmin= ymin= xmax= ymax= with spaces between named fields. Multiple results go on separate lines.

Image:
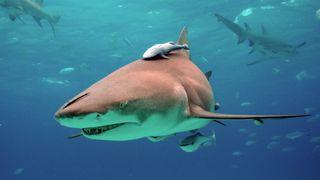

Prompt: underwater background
xmin=1 ymin=0 xmax=320 ymax=179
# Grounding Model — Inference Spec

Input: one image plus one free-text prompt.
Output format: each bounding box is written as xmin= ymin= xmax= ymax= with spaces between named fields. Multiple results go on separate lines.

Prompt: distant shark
xmin=215 ymin=13 xmax=306 ymax=65
xmin=0 ymin=0 xmax=60 ymax=35
xmin=55 ymin=27 xmax=307 ymax=143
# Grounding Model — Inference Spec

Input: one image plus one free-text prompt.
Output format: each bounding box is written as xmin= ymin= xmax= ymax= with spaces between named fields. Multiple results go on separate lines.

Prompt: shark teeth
xmin=82 ymin=123 xmax=125 ymax=135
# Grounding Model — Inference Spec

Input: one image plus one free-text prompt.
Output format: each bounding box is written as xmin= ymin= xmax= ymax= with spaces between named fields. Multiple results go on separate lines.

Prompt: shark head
xmin=55 ymin=66 xmax=191 ymax=140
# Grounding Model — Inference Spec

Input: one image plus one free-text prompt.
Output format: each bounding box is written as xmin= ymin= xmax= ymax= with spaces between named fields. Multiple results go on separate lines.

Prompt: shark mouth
xmin=82 ymin=123 xmax=125 ymax=135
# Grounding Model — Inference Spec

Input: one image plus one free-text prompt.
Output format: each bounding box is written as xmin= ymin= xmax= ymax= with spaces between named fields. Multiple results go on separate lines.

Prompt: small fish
xmin=281 ymin=147 xmax=295 ymax=153
xmin=245 ymin=140 xmax=256 ymax=146
xmin=240 ymin=102 xmax=253 ymax=107
xmin=179 ymin=131 xmax=216 ymax=152
xmin=286 ymin=131 xmax=303 ymax=140
xmin=271 ymin=135 xmax=282 ymax=140
xmin=310 ymin=136 xmax=320 ymax=143
xmin=13 ymin=168 xmax=24 ymax=175
xmin=267 ymin=141 xmax=280 ymax=150
xmin=142 ymin=41 xmax=189 ymax=60
xmin=232 ymin=151 xmax=243 ymax=157
xmin=238 ymin=128 xmax=247 ymax=133
xmin=59 ymin=67 xmax=75 ymax=75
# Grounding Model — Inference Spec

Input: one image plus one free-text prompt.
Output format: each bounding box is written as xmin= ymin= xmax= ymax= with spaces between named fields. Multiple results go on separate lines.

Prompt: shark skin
xmin=55 ymin=27 xmax=308 ymax=142
xmin=0 ymin=0 xmax=60 ymax=35
xmin=215 ymin=13 xmax=306 ymax=64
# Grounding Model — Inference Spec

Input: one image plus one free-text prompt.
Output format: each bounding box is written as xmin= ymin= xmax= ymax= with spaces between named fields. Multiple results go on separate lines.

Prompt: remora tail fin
xmin=191 ymin=106 xmax=309 ymax=120
xmin=177 ymin=26 xmax=190 ymax=59
xmin=215 ymin=13 xmax=247 ymax=44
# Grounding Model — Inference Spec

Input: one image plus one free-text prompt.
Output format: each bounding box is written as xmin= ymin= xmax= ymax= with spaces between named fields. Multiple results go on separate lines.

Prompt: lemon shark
xmin=215 ymin=14 xmax=306 ymax=65
xmin=55 ymin=27 xmax=307 ymax=142
xmin=0 ymin=0 xmax=60 ymax=35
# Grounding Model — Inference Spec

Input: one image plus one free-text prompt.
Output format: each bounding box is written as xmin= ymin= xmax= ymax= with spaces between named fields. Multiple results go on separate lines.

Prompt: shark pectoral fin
xmin=296 ymin=42 xmax=306 ymax=48
xmin=215 ymin=13 xmax=246 ymax=44
xmin=190 ymin=106 xmax=225 ymax=126
xmin=9 ymin=14 xmax=17 ymax=21
xmin=32 ymin=16 xmax=42 ymax=27
xmin=191 ymin=106 xmax=309 ymax=121
xmin=247 ymin=56 xmax=268 ymax=66
xmin=254 ymin=118 xmax=264 ymax=126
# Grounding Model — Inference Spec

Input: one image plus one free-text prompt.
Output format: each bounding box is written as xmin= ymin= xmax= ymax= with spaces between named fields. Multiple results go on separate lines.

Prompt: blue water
xmin=1 ymin=0 xmax=320 ymax=179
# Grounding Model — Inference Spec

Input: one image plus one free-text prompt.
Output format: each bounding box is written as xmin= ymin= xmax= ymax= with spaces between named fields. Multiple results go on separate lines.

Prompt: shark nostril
xmin=63 ymin=93 xmax=89 ymax=109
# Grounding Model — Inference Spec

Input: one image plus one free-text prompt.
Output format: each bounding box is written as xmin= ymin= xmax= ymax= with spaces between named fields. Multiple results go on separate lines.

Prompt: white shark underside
xmin=55 ymin=27 xmax=308 ymax=141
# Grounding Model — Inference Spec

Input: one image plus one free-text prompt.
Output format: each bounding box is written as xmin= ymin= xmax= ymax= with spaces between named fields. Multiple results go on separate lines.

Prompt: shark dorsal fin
xmin=204 ymin=70 xmax=212 ymax=80
xmin=177 ymin=26 xmax=190 ymax=59
xmin=261 ymin=24 xmax=268 ymax=35
xmin=244 ymin=23 xmax=251 ymax=32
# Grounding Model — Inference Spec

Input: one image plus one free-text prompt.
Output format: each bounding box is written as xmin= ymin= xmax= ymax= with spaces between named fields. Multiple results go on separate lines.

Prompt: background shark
xmin=215 ymin=13 xmax=306 ymax=65
xmin=0 ymin=0 xmax=60 ymax=35
xmin=55 ymin=27 xmax=307 ymax=143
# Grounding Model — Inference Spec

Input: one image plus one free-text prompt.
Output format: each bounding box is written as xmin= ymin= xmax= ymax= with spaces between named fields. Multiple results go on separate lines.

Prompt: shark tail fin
xmin=215 ymin=13 xmax=247 ymax=44
xmin=177 ymin=26 xmax=191 ymax=59
xmin=191 ymin=106 xmax=309 ymax=122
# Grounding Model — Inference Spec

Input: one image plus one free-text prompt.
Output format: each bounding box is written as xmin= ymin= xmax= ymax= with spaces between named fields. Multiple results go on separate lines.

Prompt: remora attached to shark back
xmin=54 ymin=27 xmax=308 ymax=142
xmin=215 ymin=13 xmax=306 ymax=63
xmin=0 ymin=0 xmax=60 ymax=35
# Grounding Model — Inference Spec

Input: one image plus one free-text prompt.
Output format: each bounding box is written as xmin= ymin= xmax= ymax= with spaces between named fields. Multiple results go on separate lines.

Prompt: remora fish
xmin=180 ymin=131 xmax=216 ymax=152
xmin=215 ymin=13 xmax=306 ymax=65
xmin=142 ymin=41 xmax=189 ymax=60
xmin=55 ymin=27 xmax=308 ymax=142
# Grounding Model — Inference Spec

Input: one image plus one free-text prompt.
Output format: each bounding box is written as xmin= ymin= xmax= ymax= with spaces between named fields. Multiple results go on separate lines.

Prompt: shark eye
xmin=119 ymin=101 xmax=129 ymax=109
